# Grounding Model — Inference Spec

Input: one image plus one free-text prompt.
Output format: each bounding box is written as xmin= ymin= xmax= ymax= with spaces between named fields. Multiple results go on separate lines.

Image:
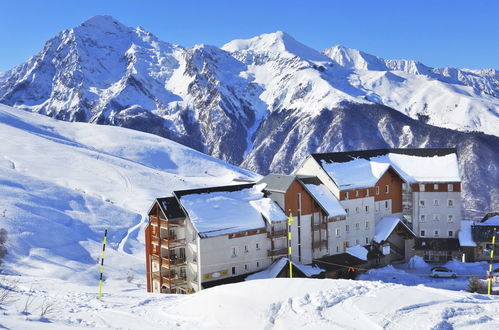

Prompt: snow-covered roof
xmin=245 ymin=257 xmax=324 ymax=281
xmin=458 ymin=221 xmax=477 ymax=247
xmin=316 ymin=149 xmax=460 ymax=189
xmin=178 ymin=184 xmax=285 ymax=237
xmin=477 ymin=215 xmax=499 ymax=227
xmin=346 ymin=245 xmax=368 ymax=261
xmin=299 ymin=177 xmax=346 ymax=217
xmin=374 ymin=216 xmax=415 ymax=243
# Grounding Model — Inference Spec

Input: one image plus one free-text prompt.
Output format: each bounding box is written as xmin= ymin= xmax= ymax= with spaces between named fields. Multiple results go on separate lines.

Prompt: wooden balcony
xmin=150 ymin=216 xmax=159 ymax=226
xmin=160 ymin=237 xmax=186 ymax=248
xmin=162 ymin=275 xmax=187 ymax=289
xmin=267 ymin=229 xmax=287 ymax=239
xmin=268 ymin=248 xmax=288 ymax=257
xmin=160 ymin=218 xmax=185 ymax=229
xmin=312 ymin=240 xmax=328 ymax=249
xmin=161 ymin=257 xmax=187 ymax=269
xmin=151 ymin=235 xmax=160 ymax=246
xmin=312 ymin=223 xmax=327 ymax=231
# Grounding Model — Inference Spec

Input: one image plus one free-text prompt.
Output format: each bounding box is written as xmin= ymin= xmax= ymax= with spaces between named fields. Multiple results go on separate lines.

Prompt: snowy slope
xmin=1 ymin=276 xmax=498 ymax=329
xmin=0 ymin=103 xmax=258 ymax=281
xmin=0 ymin=16 xmax=498 ymax=218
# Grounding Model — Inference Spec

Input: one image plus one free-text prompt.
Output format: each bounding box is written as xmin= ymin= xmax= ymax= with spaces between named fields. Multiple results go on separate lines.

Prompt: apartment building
xmin=145 ymin=183 xmax=286 ymax=294
xmin=296 ymin=148 xmax=462 ymax=262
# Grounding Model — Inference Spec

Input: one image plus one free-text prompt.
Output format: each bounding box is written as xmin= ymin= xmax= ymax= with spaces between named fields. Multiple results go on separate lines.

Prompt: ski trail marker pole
xmin=288 ymin=210 xmax=293 ymax=278
xmin=488 ymin=227 xmax=496 ymax=295
xmin=98 ymin=229 xmax=108 ymax=300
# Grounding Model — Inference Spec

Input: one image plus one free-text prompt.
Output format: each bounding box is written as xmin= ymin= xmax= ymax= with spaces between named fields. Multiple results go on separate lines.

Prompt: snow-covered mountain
xmin=0 ymin=15 xmax=497 ymax=218
xmin=0 ymin=103 xmax=257 ymax=279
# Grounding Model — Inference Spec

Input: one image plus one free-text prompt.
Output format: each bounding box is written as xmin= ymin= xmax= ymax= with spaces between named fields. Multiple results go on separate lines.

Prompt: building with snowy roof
xmin=145 ymin=183 xmax=288 ymax=294
xmin=295 ymin=148 xmax=462 ymax=263
xmin=459 ymin=214 xmax=499 ymax=262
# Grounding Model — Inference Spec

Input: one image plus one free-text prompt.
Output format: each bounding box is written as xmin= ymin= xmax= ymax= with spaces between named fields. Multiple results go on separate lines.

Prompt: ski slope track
xmin=0 ymin=103 xmax=258 ymax=282
xmin=0 ymin=15 xmax=497 ymax=216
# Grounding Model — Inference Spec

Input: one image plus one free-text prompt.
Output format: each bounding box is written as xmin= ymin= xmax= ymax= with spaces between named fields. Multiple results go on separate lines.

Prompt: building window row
xmin=231 ymin=243 xmax=262 ymax=257
xmin=419 ymin=199 xmax=454 ymax=208
xmin=420 ymin=214 xmax=455 ymax=222
xmin=419 ymin=183 xmax=455 ymax=192
xmin=420 ymin=229 xmax=454 ymax=238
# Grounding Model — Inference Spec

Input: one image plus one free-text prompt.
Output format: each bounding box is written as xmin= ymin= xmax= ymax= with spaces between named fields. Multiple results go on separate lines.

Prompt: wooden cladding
xmin=228 ymin=228 xmax=266 ymax=239
xmin=374 ymin=169 xmax=403 ymax=213
xmin=284 ymin=180 xmax=325 ymax=217
xmin=411 ymin=182 xmax=461 ymax=192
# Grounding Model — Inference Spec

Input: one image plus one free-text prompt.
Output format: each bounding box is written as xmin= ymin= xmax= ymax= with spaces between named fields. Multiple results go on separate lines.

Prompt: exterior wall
xmin=414 ymin=249 xmax=461 ymax=263
xmin=185 ymin=219 xmax=200 ymax=292
xmin=338 ymin=197 xmax=376 ymax=249
xmin=145 ymin=223 xmax=152 ymax=292
xmin=199 ymin=231 xmax=272 ymax=285
xmin=411 ymin=190 xmax=462 ymax=239
xmin=295 ymin=157 xmax=340 ymax=197
xmin=374 ymin=169 xmax=403 ymax=215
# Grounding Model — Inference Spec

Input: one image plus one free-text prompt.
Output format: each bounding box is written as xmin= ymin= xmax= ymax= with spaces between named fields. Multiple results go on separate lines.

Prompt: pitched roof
xmin=313 ymin=253 xmax=366 ymax=272
xmin=414 ymin=238 xmax=460 ymax=251
xmin=174 ymin=183 xmax=286 ymax=237
xmin=258 ymin=174 xmax=296 ymax=193
xmin=374 ymin=216 xmax=415 ymax=243
xmin=311 ymin=148 xmax=460 ymax=188
xmin=155 ymin=197 xmax=186 ymax=220
xmin=459 ymin=220 xmax=477 ymax=247
xmin=298 ymin=176 xmax=346 ymax=217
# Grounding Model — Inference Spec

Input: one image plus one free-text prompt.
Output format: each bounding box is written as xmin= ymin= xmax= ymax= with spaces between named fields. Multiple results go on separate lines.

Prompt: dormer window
xmin=434 ymin=184 xmax=439 ymax=190
xmin=419 ymin=184 xmax=425 ymax=192
xmin=344 ymin=191 xmax=349 ymax=200
xmin=366 ymin=189 xmax=369 ymax=197
xmin=355 ymin=190 xmax=360 ymax=197
xmin=448 ymin=184 xmax=454 ymax=192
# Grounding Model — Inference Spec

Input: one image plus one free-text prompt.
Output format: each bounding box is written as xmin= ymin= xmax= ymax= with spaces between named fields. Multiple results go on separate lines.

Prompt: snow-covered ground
xmin=1 ymin=276 xmax=499 ymax=329
xmin=359 ymin=257 xmax=499 ymax=292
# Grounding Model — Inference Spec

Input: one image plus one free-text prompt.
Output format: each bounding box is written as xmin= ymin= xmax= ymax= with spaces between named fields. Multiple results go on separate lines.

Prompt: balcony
xmin=312 ymin=223 xmax=327 ymax=231
xmin=151 ymin=235 xmax=160 ymax=246
xmin=312 ymin=240 xmax=328 ymax=249
xmin=161 ymin=257 xmax=187 ymax=269
xmin=267 ymin=229 xmax=287 ymax=239
xmin=161 ymin=237 xmax=186 ymax=248
xmin=159 ymin=218 xmax=185 ymax=229
xmin=268 ymin=247 xmax=288 ymax=257
xmin=150 ymin=216 xmax=159 ymax=226
xmin=162 ymin=275 xmax=187 ymax=289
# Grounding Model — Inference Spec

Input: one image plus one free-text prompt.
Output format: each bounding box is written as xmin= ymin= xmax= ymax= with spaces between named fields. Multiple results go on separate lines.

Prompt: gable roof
xmin=311 ymin=148 xmax=460 ymax=189
xmin=258 ymin=174 xmax=296 ymax=193
xmin=374 ymin=216 xmax=416 ymax=243
xmin=174 ymin=183 xmax=286 ymax=237
xmin=298 ymin=176 xmax=346 ymax=217
xmin=155 ymin=197 xmax=186 ymax=220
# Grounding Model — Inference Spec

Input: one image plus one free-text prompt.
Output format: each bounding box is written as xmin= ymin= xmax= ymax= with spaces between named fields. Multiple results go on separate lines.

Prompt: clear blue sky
xmin=1 ymin=0 xmax=498 ymax=72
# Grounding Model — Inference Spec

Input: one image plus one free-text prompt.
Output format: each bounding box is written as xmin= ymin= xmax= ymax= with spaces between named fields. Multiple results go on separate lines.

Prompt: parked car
xmin=430 ymin=267 xmax=457 ymax=278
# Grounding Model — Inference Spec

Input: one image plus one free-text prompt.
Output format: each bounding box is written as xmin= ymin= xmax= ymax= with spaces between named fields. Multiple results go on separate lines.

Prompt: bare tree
xmin=39 ymin=297 xmax=58 ymax=319
xmin=22 ymin=287 xmax=35 ymax=316
xmin=0 ymin=278 xmax=19 ymax=306
xmin=0 ymin=228 xmax=7 ymax=270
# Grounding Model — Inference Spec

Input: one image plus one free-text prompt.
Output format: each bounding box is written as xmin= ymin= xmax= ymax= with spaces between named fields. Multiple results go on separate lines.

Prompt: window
xmin=231 ymin=247 xmax=237 ymax=257
xmin=448 ymin=184 xmax=454 ymax=192
xmin=355 ymin=206 xmax=360 ymax=214
xmin=419 ymin=200 xmax=426 ymax=208
xmin=256 ymin=243 xmax=260 ymax=250
xmin=448 ymin=215 xmax=454 ymax=222
xmin=256 ymin=261 xmax=260 ymax=268
xmin=376 ymin=186 xmax=380 ymax=195
xmin=244 ymin=245 xmax=248 ymax=253
xmin=345 ymin=241 xmax=350 ymax=248
xmin=375 ymin=202 xmax=380 ymax=211
xmin=297 ymin=193 xmax=302 ymax=212
xmin=385 ymin=185 xmax=389 ymax=194
xmin=434 ymin=184 xmax=439 ymax=190
xmin=448 ymin=231 xmax=453 ymax=237
xmin=345 ymin=208 xmax=349 ymax=215
xmin=433 ymin=199 xmax=439 ymax=206
xmin=365 ymin=221 xmax=369 ymax=229
xmin=355 ymin=190 xmax=360 ymax=197
xmin=420 ymin=214 xmax=426 ymax=222
xmin=336 ymin=246 xmax=339 ymax=253
xmin=434 ymin=230 xmax=439 ymax=237
xmin=433 ymin=214 xmax=440 ymax=221
xmin=448 ymin=199 xmax=454 ymax=207
xmin=232 ymin=266 xmax=236 ymax=275
xmin=385 ymin=200 xmax=389 ymax=209
xmin=344 ymin=192 xmax=349 ymax=200
xmin=365 ymin=205 xmax=369 ymax=213
xmin=244 ymin=264 xmax=249 ymax=271
xmin=335 ymin=228 xmax=340 ymax=237
xmin=420 ymin=230 xmax=426 ymax=237
xmin=366 ymin=189 xmax=369 ymax=197
xmin=346 ymin=225 xmax=350 ymax=232
xmin=356 ymin=239 xmax=360 ymax=245
xmin=419 ymin=184 xmax=425 ymax=192
xmin=355 ymin=223 xmax=360 ymax=230
xmin=365 ymin=237 xmax=369 ymax=244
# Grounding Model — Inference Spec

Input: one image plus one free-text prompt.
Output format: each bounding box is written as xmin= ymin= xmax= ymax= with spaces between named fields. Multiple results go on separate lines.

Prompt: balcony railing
xmin=151 ymin=235 xmax=160 ymax=246
xmin=150 ymin=216 xmax=159 ymax=226
xmin=312 ymin=240 xmax=328 ymax=249
xmin=312 ymin=223 xmax=327 ymax=231
xmin=160 ymin=218 xmax=185 ymax=228
xmin=161 ymin=237 xmax=186 ymax=248
xmin=161 ymin=257 xmax=187 ymax=269
xmin=162 ymin=275 xmax=187 ymax=289
xmin=268 ymin=247 xmax=288 ymax=257
xmin=267 ymin=229 xmax=287 ymax=239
